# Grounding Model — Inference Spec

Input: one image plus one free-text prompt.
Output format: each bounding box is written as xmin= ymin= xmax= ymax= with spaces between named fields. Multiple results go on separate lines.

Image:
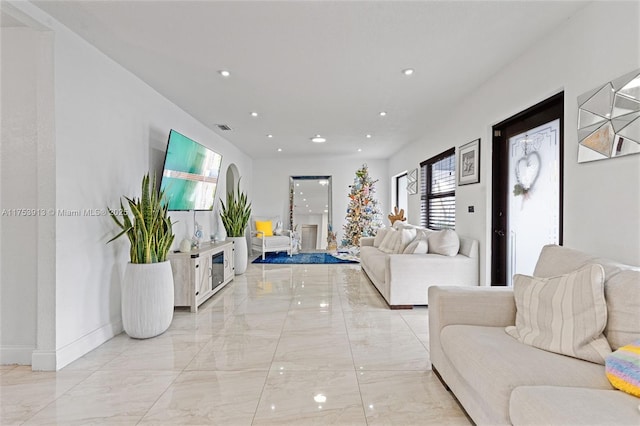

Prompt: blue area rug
xmin=252 ymin=252 xmax=358 ymax=264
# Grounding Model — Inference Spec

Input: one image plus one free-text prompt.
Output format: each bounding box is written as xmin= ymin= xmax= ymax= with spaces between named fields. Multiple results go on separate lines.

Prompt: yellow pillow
xmin=255 ymin=220 xmax=273 ymax=237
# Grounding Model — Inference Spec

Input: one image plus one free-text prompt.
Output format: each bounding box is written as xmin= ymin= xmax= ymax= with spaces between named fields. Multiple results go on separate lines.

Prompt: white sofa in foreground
xmin=429 ymin=245 xmax=640 ymax=425
xmin=359 ymin=224 xmax=479 ymax=308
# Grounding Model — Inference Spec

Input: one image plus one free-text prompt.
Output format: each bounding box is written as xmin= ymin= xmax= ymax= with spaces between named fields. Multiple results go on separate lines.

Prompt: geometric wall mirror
xmin=577 ymin=68 xmax=640 ymax=163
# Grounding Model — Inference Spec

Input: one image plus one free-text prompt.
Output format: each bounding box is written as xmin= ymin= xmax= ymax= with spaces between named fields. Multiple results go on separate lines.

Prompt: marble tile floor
xmin=1 ymin=263 xmax=470 ymax=425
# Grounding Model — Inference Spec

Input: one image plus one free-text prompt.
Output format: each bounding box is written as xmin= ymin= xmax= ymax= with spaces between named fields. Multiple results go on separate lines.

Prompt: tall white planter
xmin=229 ymin=236 xmax=248 ymax=275
xmin=122 ymin=261 xmax=174 ymax=339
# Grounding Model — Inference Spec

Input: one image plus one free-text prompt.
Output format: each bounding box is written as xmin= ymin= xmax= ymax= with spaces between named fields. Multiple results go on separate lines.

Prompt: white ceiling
xmin=31 ymin=1 xmax=588 ymax=159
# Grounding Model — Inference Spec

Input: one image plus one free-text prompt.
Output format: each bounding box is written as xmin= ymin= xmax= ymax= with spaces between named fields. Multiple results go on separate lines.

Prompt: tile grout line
xmin=339 ymin=265 xmax=371 ymax=425
xmin=250 ymin=263 xmax=294 ymax=425
xmin=19 ymin=368 xmax=98 ymax=425
xmin=136 ymin=277 xmax=245 ymax=425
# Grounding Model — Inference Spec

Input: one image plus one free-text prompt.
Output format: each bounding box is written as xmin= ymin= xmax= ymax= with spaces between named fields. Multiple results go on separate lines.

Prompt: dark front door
xmin=491 ymin=93 xmax=564 ymax=286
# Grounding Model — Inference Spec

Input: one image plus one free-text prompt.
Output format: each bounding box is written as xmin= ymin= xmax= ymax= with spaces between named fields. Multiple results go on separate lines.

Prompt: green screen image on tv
xmin=159 ymin=130 xmax=223 ymax=211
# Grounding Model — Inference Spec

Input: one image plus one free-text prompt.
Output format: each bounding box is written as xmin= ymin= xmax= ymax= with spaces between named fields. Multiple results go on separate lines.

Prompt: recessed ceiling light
xmin=303 ymin=198 xmax=307 ymax=201
xmin=267 ymin=134 xmax=273 ymax=138
xmin=366 ymin=134 xmax=372 ymax=139
xmin=300 ymin=192 xmax=303 ymax=195
xmin=218 ymin=70 xmax=230 ymax=77
xmin=379 ymin=111 xmax=387 ymax=117
xmin=357 ymin=148 xmax=362 ymax=152
xmin=309 ymin=209 xmax=312 ymax=213
xmin=277 ymin=148 xmax=282 ymax=152
xmin=250 ymin=112 xmax=258 ymax=117
xmin=311 ymin=135 xmax=326 ymax=143
xmin=402 ymin=68 xmax=414 ymax=76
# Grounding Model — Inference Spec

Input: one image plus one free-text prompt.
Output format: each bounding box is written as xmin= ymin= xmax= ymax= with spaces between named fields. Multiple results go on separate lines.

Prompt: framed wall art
xmin=458 ymin=139 xmax=480 ymax=185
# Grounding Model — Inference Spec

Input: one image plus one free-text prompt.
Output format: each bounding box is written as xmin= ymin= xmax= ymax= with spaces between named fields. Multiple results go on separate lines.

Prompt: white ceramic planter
xmin=229 ymin=236 xmax=248 ymax=275
xmin=122 ymin=261 xmax=174 ymax=339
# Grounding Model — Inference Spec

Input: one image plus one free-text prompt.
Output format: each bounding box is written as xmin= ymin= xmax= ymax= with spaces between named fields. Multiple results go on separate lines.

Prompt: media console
xmin=168 ymin=240 xmax=234 ymax=312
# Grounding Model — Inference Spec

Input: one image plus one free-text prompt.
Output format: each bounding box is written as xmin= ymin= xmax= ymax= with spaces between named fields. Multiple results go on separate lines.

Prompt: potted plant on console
xmin=220 ymin=180 xmax=251 ymax=274
xmin=108 ymin=173 xmax=175 ymax=339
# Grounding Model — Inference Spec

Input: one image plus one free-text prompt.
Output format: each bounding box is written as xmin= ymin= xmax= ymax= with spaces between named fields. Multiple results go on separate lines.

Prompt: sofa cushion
xmin=604 ymin=270 xmax=640 ymax=349
xmin=427 ymin=229 xmax=459 ymax=256
xmin=605 ymin=339 xmax=640 ymax=397
xmin=251 ymin=235 xmax=290 ymax=249
xmin=440 ymin=325 xmax=612 ymax=425
xmin=509 ymin=386 xmax=639 ymax=426
xmin=532 ymin=244 xmax=597 ymax=277
xmin=506 ymin=264 xmax=611 ymax=364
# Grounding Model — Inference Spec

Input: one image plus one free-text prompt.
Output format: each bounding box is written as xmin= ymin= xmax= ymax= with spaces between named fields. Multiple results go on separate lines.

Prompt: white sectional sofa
xmin=429 ymin=245 xmax=640 ymax=425
xmin=359 ymin=223 xmax=479 ymax=308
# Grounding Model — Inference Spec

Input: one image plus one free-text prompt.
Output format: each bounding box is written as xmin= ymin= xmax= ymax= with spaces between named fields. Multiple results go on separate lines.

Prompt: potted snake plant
xmin=108 ymin=173 xmax=175 ymax=338
xmin=220 ymin=179 xmax=252 ymax=274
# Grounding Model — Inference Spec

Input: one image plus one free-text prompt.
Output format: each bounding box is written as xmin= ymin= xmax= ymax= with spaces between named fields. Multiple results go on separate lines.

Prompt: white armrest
xmin=428 ymin=286 xmax=515 ymax=329
xmin=360 ymin=237 xmax=375 ymax=247
xmin=428 ymin=286 xmax=516 ymax=374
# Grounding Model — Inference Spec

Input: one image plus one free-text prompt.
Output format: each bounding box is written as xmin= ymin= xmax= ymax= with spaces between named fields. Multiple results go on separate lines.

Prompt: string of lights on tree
xmin=342 ymin=164 xmax=382 ymax=247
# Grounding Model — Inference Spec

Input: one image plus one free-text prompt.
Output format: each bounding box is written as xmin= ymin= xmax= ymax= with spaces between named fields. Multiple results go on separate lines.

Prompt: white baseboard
xmin=31 ymin=350 xmax=57 ymax=371
xmin=55 ymin=318 xmax=123 ymax=370
xmin=4 ymin=319 xmax=123 ymax=371
xmin=0 ymin=345 xmax=35 ymax=365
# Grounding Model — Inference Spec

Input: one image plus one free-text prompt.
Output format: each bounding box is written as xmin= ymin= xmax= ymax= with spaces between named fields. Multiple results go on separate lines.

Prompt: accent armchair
xmin=250 ymin=216 xmax=293 ymax=260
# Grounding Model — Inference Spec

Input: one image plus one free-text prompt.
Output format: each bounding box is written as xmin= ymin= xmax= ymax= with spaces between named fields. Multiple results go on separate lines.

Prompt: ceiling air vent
xmin=217 ymin=124 xmax=232 ymax=131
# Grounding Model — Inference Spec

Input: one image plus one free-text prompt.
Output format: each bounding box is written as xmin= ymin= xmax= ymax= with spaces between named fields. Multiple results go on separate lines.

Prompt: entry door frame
xmin=491 ymin=92 xmax=564 ymax=286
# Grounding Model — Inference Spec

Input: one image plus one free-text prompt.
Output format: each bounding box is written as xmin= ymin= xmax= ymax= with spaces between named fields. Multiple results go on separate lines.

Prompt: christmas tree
xmin=342 ymin=164 xmax=383 ymax=247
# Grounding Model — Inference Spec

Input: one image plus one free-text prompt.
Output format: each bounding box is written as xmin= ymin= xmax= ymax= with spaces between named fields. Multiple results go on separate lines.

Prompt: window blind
xmin=420 ymin=148 xmax=455 ymax=230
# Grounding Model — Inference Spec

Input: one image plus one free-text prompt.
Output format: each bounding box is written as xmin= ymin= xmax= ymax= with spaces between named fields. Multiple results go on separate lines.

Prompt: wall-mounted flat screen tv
xmin=159 ymin=129 xmax=223 ymax=211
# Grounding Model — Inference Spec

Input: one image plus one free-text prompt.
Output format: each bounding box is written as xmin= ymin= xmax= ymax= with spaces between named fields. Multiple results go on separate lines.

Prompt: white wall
xmin=0 ymin=28 xmax=40 ymax=364
xmin=252 ymin=158 xmax=388 ymax=245
xmin=389 ymin=1 xmax=640 ymax=285
xmin=5 ymin=1 xmax=253 ymax=370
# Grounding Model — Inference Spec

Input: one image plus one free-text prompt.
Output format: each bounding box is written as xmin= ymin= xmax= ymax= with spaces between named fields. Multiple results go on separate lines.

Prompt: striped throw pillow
xmin=505 ymin=264 xmax=612 ymax=364
xmin=606 ymin=339 xmax=640 ymax=397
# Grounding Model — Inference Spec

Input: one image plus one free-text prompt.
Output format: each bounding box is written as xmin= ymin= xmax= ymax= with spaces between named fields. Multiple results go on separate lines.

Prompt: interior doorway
xmin=226 ymin=163 xmax=239 ymax=195
xmin=300 ymin=224 xmax=319 ymax=251
xmin=491 ymin=93 xmax=564 ymax=286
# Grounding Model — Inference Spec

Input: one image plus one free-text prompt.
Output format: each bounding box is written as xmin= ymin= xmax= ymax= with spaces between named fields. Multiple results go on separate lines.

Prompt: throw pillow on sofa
xmin=374 ymin=228 xmax=390 ymax=248
xmin=506 ymin=264 xmax=612 ymax=365
xmin=379 ymin=229 xmax=399 ymax=254
xmin=427 ymin=229 xmax=459 ymax=256
xmin=605 ymin=339 xmax=640 ymax=398
xmin=394 ymin=227 xmax=417 ymax=254
xmin=403 ymin=238 xmax=428 ymax=254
